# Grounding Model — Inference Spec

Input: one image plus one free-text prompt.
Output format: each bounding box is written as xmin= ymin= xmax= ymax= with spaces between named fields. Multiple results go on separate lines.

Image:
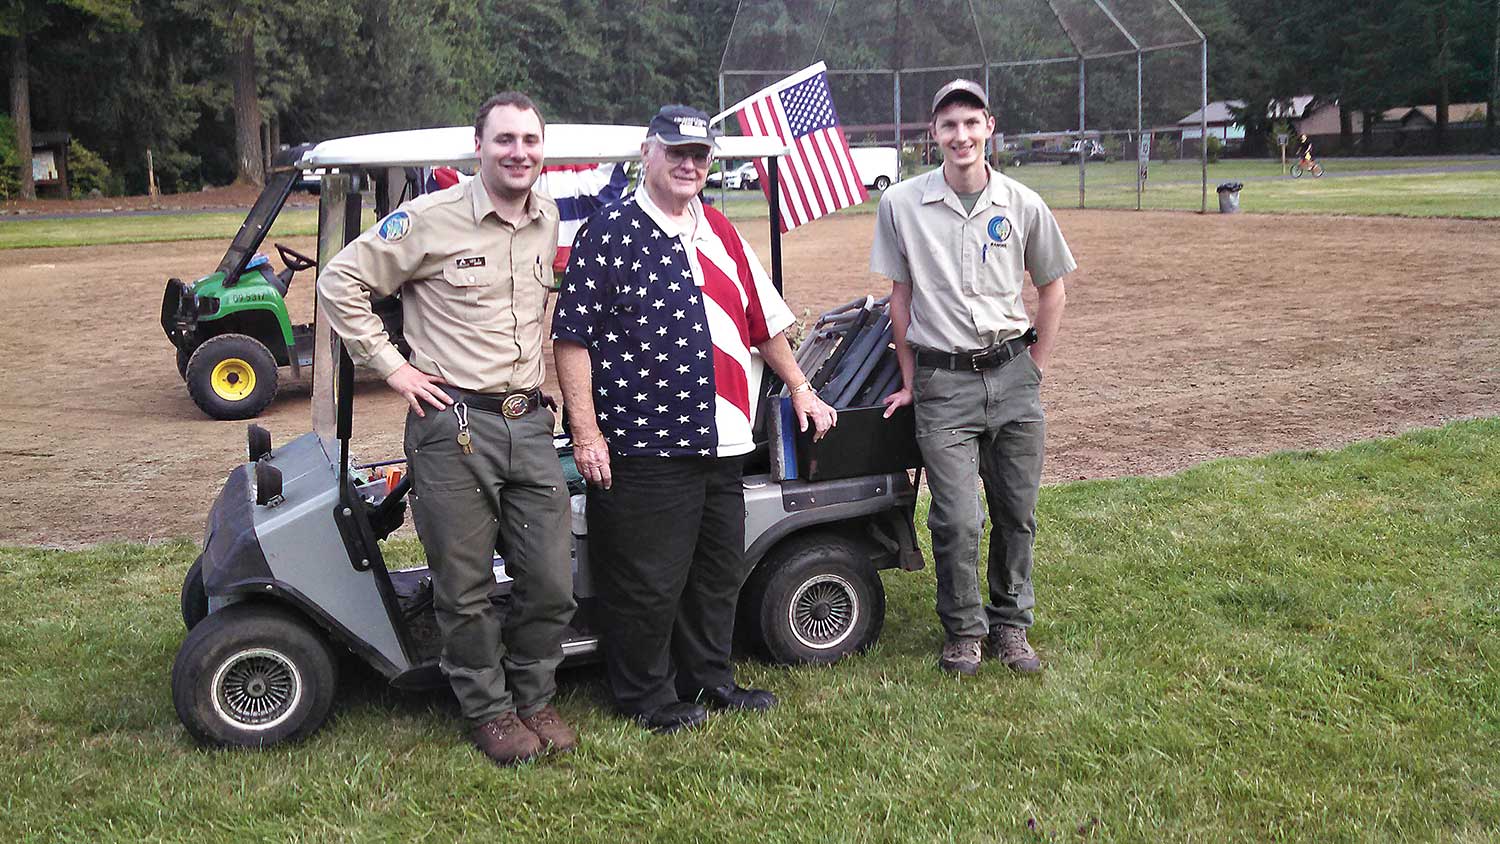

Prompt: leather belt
xmin=915 ymin=328 xmax=1038 ymax=372
xmin=446 ymin=387 xmax=543 ymax=419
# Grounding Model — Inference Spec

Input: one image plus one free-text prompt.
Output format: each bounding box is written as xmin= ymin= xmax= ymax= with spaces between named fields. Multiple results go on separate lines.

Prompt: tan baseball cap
xmin=931 ymin=78 xmax=989 ymax=115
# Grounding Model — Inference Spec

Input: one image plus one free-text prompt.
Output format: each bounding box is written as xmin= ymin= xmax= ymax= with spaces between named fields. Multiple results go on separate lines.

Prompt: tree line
xmin=3 ymin=0 xmax=1497 ymax=199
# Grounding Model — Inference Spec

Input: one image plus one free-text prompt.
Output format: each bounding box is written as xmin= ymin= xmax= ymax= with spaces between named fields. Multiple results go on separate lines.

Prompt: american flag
xmin=419 ymin=163 xmax=629 ymax=273
xmin=537 ymin=163 xmax=630 ymax=272
xmin=729 ymin=62 xmax=868 ymax=232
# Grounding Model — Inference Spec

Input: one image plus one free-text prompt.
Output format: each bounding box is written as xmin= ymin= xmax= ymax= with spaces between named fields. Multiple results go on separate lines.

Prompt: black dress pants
xmin=587 ymin=454 xmax=747 ymax=715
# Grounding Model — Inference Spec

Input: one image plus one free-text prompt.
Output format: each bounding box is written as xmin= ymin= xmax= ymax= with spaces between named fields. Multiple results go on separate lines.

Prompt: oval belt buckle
xmin=501 ymin=393 xmax=529 ymax=419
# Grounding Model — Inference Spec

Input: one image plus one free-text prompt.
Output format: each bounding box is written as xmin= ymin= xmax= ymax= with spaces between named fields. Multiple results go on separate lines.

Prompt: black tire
xmin=1310 ymin=163 xmax=1324 ymax=177
xmin=175 ymin=346 xmax=192 ymax=381
xmin=181 ymin=556 xmax=208 ymax=630
xmin=1290 ymin=163 xmax=1303 ymax=179
xmin=171 ymin=602 xmax=338 ymax=748
xmin=185 ymin=334 xmax=278 ymax=420
xmin=740 ymin=532 xmax=885 ymax=665
xmin=872 ymin=175 xmax=891 ymax=192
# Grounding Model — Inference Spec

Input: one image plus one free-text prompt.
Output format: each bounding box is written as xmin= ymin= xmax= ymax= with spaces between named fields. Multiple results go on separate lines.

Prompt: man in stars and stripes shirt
xmin=552 ymin=105 xmax=836 ymax=735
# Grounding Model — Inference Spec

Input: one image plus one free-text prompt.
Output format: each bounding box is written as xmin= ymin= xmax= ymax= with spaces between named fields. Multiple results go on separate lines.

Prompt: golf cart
xmin=160 ymin=147 xmax=415 ymax=420
xmin=170 ymin=125 xmax=926 ymax=748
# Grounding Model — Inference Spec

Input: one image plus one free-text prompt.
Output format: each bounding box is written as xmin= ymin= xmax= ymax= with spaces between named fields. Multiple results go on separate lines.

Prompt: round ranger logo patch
xmin=987 ymin=214 xmax=1013 ymax=243
xmin=378 ymin=210 xmax=411 ymax=243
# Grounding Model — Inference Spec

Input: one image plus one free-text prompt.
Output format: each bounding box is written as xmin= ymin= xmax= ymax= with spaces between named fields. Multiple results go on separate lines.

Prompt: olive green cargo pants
xmin=913 ymin=349 xmax=1046 ymax=640
xmin=404 ymin=403 xmax=574 ymax=726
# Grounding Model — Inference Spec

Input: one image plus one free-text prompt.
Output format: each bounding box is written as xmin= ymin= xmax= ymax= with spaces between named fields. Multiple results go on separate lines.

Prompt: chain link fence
xmin=719 ymin=0 xmax=1211 ymax=212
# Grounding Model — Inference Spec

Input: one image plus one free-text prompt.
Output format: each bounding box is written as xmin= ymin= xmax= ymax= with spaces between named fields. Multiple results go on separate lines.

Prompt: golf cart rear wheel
xmin=741 ymin=532 xmax=885 ymax=665
xmin=181 ymin=556 xmax=208 ymax=630
xmin=186 ymin=334 xmax=278 ymax=420
xmin=171 ymin=603 xmax=338 ymax=748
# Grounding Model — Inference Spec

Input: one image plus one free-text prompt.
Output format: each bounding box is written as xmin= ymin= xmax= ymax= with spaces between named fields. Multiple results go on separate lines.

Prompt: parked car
xmin=707 ymin=161 xmax=760 ymax=190
xmin=849 ymin=146 xmax=898 ymax=191
xmin=1010 ymin=139 xmax=1112 ymax=166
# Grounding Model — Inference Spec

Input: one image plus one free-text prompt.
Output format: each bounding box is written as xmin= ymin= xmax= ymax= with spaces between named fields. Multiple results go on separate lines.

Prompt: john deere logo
xmin=987 ymin=214 xmax=1012 ymax=244
xmin=379 ymin=210 xmax=411 ymax=243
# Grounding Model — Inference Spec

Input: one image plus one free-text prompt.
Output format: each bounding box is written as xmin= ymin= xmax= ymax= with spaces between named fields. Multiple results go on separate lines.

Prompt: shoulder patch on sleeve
xmin=377 ymin=210 xmax=412 ymax=243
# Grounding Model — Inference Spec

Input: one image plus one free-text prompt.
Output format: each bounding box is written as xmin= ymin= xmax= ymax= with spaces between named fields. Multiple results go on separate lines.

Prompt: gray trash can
xmin=1216 ymin=181 xmax=1243 ymax=213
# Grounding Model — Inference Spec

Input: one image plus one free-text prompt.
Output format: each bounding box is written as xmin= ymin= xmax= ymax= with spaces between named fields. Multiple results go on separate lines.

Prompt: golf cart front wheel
xmin=740 ymin=532 xmax=885 ymax=665
xmin=172 ymin=603 xmax=337 ymax=748
xmin=186 ymin=334 xmax=278 ymax=420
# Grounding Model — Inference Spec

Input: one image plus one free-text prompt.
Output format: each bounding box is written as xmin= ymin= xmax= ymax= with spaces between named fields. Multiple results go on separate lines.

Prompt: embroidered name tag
xmin=455 ymin=256 xmax=486 ymax=269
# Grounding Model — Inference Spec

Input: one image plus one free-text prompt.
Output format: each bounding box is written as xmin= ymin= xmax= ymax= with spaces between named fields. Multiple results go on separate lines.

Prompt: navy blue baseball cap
xmin=646 ymin=105 xmax=722 ymax=147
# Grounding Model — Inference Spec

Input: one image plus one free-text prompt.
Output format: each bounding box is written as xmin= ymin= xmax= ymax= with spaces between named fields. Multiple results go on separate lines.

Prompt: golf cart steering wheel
xmin=274 ymin=243 xmax=318 ymax=273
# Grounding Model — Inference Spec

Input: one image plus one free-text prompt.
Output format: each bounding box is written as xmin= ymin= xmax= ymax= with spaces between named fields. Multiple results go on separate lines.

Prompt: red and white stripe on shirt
xmin=636 ymin=188 xmax=794 ymax=456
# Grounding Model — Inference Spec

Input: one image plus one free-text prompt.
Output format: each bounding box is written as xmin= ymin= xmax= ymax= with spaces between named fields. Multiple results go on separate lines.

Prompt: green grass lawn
xmin=5 ymin=157 xmax=1495 ymax=251
xmin=1006 ymin=158 xmax=1500 ymax=217
xmin=0 ymin=207 xmax=372 ymax=250
xmin=3 ymin=419 xmax=1498 ymax=841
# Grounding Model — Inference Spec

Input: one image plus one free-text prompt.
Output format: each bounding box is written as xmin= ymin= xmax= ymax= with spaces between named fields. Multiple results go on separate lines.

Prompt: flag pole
xmin=768 ymin=157 xmax=783 ymax=294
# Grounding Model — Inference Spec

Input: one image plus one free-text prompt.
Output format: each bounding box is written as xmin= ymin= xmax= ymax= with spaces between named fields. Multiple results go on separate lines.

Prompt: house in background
xmin=1293 ymin=101 xmax=1490 ymax=152
xmin=1176 ymin=95 xmax=1315 ymax=151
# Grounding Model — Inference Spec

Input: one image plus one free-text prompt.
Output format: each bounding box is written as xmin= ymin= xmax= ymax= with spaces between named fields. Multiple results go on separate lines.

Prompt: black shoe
xmin=695 ymin=684 xmax=778 ymax=711
xmin=636 ymin=701 xmax=708 ymax=735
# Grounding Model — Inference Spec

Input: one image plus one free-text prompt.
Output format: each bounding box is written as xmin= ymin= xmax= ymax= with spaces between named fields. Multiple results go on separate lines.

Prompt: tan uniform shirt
xmin=870 ymin=167 xmax=1075 ymax=352
xmin=316 ymin=177 xmax=559 ymax=394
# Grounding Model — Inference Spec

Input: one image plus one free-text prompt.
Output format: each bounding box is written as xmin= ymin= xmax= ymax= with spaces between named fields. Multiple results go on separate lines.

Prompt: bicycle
xmin=1290 ymin=154 xmax=1324 ymax=178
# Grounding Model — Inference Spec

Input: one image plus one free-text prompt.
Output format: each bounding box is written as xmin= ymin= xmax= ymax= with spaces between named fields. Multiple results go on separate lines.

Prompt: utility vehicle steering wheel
xmin=274 ymin=243 xmax=318 ymax=273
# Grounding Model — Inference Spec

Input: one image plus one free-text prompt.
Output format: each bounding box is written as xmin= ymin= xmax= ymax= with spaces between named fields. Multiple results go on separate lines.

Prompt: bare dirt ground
xmin=1 ymin=210 xmax=1496 ymax=547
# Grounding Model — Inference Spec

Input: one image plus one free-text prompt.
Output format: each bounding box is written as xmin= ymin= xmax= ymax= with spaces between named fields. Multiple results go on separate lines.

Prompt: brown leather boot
xmin=988 ymin=625 xmax=1043 ymax=674
xmin=470 ymin=711 xmax=543 ymax=766
xmin=521 ymin=704 xmax=579 ymax=753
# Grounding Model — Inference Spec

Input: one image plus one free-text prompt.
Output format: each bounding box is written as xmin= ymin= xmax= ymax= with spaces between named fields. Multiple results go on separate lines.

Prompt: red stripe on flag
xmin=833 ymin=125 xmax=870 ymax=204
xmin=795 ymin=135 xmax=832 ymax=217
xmin=751 ymin=98 xmax=807 ymax=231
xmin=801 ymin=134 xmax=839 ymax=213
xmin=761 ymin=97 xmax=817 ymax=227
xmin=819 ymin=130 xmax=857 ymax=206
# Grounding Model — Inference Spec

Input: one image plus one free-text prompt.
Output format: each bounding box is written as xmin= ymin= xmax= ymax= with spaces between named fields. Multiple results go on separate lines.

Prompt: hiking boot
xmin=988 ymin=625 xmax=1042 ymax=674
xmin=521 ymin=704 xmax=579 ymax=754
xmin=938 ymin=637 xmax=982 ymax=675
xmin=470 ymin=711 xmax=543 ymax=766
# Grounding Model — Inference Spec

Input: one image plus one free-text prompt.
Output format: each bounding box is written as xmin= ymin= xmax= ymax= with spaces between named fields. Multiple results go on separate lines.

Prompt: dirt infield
xmin=1 ymin=210 xmax=1496 ymax=547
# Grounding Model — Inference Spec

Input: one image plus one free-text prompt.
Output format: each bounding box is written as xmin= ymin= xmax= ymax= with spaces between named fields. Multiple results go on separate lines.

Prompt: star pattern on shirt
xmin=551 ymin=195 xmax=719 ymax=458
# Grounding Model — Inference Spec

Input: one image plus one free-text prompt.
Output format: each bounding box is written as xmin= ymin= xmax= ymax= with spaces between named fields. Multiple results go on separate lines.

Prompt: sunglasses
xmin=663 ymin=146 xmax=714 ymax=167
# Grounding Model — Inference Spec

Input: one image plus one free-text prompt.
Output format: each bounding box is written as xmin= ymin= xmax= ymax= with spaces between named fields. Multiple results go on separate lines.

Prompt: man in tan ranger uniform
xmin=873 ymin=79 xmax=1075 ymax=678
xmin=316 ymin=91 xmax=577 ymax=766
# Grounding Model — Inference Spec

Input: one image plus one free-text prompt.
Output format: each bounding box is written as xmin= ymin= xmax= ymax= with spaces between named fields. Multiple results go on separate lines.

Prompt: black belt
xmin=915 ymin=328 xmax=1037 ymax=372
xmin=445 ymin=387 xmax=543 ymax=419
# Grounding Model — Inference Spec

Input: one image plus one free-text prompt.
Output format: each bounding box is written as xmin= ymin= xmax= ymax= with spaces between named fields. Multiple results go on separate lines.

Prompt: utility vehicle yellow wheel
xmin=211 ymin=358 xmax=257 ymax=400
xmin=185 ymin=334 xmax=279 ymax=420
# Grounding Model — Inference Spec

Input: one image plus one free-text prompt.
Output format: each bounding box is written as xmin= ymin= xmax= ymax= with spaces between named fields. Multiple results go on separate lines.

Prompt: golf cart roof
xmin=299 ymin=125 xmax=788 ymax=169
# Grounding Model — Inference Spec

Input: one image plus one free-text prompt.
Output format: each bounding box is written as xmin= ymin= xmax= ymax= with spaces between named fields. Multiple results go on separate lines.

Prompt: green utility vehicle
xmin=159 ymin=146 xmax=403 ymax=420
